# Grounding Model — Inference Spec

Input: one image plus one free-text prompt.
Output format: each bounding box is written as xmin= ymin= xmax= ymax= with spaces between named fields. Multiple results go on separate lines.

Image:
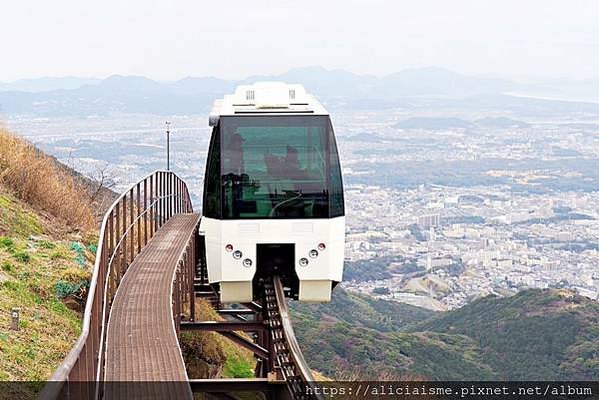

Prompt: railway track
xmin=262 ymin=276 xmax=323 ymax=400
xmin=193 ymin=252 xmax=324 ymax=400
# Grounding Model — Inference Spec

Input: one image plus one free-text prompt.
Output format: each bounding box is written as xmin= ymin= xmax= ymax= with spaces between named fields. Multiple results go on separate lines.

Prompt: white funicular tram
xmin=200 ymin=82 xmax=345 ymax=303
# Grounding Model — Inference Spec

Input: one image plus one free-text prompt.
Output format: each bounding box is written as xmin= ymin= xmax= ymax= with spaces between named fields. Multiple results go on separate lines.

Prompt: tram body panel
xmin=200 ymin=216 xmax=345 ymax=302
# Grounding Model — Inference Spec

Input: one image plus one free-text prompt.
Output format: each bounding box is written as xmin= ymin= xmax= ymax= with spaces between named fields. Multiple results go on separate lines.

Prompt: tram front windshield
xmin=204 ymin=115 xmax=344 ymax=219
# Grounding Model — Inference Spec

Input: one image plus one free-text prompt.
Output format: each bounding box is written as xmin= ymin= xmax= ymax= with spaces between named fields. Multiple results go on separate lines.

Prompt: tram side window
xmin=203 ymin=127 xmax=221 ymax=218
xmin=329 ymin=124 xmax=345 ymax=217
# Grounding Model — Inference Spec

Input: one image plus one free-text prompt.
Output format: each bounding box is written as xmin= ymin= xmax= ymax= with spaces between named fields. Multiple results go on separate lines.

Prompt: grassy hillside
xmin=0 ymin=189 xmax=97 ymax=384
xmin=0 ymin=127 xmax=103 ymax=396
xmin=292 ymin=288 xmax=599 ymax=380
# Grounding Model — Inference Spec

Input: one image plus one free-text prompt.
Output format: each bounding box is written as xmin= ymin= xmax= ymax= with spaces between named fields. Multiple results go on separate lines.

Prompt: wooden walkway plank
xmin=104 ymin=213 xmax=200 ymax=400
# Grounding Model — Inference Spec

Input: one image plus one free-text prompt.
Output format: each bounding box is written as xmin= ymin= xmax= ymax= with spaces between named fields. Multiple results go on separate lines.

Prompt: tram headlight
xmin=242 ymin=258 xmax=252 ymax=268
xmin=233 ymin=250 xmax=242 ymax=259
xmin=317 ymin=243 xmax=326 ymax=251
xmin=309 ymin=249 xmax=318 ymax=258
xmin=299 ymin=257 xmax=309 ymax=267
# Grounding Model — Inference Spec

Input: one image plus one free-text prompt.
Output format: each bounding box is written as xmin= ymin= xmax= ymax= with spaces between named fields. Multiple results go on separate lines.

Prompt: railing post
xmin=156 ymin=172 xmax=160 ymax=227
xmin=150 ymin=173 xmax=155 ymax=236
xmin=137 ymin=183 xmax=141 ymax=255
xmin=174 ymin=177 xmax=178 ymax=214
xmin=177 ymin=179 xmax=184 ymax=213
xmin=161 ymin=172 xmax=165 ymax=226
xmin=121 ymin=197 xmax=127 ymax=282
xmin=175 ymin=178 xmax=179 ymax=214
xmin=185 ymin=251 xmax=189 ymax=305
xmin=158 ymin=172 xmax=163 ymax=228
xmin=129 ymin=189 xmax=134 ymax=262
xmin=143 ymin=179 xmax=148 ymax=246
xmin=190 ymin=231 xmax=196 ymax=321
xmin=162 ymin=172 xmax=166 ymax=225
xmin=165 ymin=172 xmax=169 ymax=222
xmin=166 ymin=173 xmax=171 ymax=220
xmin=169 ymin=173 xmax=173 ymax=219
xmin=186 ymin=182 xmax=189 ymax=212
xmin=186 ymin=187 xmax=191 ymax=213
xmin=108 ymin=211 xmax=114 ymax=259
xmin=115 ymin=202 xmax=122 ymax=288
xmin=174 ymin=267 xmax=181 ymax=335
xmin=182 ymin=184 xmax=186 ymax=213
xmin=167 ymin=173 xmax=171 ymax=219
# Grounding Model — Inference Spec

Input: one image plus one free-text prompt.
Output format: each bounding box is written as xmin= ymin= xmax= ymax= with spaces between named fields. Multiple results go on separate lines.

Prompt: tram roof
xmin=209 ymin=82 xmax=329 ymax=126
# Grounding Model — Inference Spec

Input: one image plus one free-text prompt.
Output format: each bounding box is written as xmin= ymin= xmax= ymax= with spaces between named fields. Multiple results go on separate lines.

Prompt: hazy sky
xmin=2 ymin=0 xmax=599 ymax=81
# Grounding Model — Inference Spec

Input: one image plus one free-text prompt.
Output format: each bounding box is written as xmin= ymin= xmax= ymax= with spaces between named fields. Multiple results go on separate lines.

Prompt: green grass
xmin=0 ymin=195 xmax=43 ymax=238
xmin=36 ymin=240 xmax=55 ymax=250
xmin=0 ymin=224 xmax=94 ymax=387
xmin=1 ymin=261 xmax=14 ymax=272
xmin=12 ymin=250 xmax=30 ymax=263
xmin=49 ymin=246 xmax=71 ymax=260
xmin=0 ymin=236 xmax=15 ymax=249
xmin=223 ymin=354 xmax=254 ymax=378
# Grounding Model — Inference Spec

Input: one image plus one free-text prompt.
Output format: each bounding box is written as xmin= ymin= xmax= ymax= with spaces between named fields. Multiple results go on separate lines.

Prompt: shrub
xmin=13 ymin=251 xmax=30 ymax=263
xmin=36 ymin=240 xmax=56 ymax=249
xmin=54 ymin=280 xmax=84 ymax=299
xmin=0 ymin=236 xmax=14 ymax=249
xmin=70 ymin=242 xmax=86 ymax=267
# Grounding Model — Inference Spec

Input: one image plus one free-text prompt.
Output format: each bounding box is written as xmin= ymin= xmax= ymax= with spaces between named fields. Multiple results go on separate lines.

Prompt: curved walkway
xmin=104 ymin=213 xmax=200 ymax=400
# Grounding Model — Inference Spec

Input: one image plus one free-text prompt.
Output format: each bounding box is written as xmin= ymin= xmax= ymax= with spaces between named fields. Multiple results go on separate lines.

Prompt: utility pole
xmin=165 ymin=121 xmax=171 ymax=171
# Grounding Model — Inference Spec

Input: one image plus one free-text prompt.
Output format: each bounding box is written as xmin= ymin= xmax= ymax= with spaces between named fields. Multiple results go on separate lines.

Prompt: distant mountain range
xmin=0 ymin=77 xmax=102 ymax=92
xmin=1 ymin=66 xmax=599 ymax=116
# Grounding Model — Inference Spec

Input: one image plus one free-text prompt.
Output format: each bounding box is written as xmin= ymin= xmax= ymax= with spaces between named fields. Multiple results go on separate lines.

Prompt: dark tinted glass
xmin=202 ymin=126 xmax=221 ymax=218
xmin=328 ymin=121 xmax=345 ymax=217
xmin=219 ymin=115 xmax=343 ymax=219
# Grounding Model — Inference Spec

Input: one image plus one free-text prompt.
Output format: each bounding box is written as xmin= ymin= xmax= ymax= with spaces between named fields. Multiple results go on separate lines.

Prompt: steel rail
xmin=266 ymin=276 xmax=324 ymax=400
xmin=191 ymin=274 xmax=324 ymax=399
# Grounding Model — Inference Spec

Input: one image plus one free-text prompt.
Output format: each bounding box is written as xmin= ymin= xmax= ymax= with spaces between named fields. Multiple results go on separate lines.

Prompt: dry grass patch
xmin=0 ymin=127 xmax=94 ymax=232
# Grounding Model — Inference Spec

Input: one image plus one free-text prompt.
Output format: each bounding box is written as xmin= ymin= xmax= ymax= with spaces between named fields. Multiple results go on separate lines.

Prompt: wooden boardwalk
xmin=104 ymin=213 xmax=200 ymax=400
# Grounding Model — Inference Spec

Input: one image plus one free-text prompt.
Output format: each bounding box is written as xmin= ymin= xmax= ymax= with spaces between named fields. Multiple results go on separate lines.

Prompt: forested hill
xmin=291 ymin=288 xmax=599 ymax=380
xmin=414 ymin=288 xmax=599 ymax=380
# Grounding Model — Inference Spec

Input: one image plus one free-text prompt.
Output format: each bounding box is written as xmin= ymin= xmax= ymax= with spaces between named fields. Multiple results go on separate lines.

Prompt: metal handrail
xmin=106 ymin=193 xmax=184 ymax=267
xmin=40 ymin=170 xmax=193 ymax=400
